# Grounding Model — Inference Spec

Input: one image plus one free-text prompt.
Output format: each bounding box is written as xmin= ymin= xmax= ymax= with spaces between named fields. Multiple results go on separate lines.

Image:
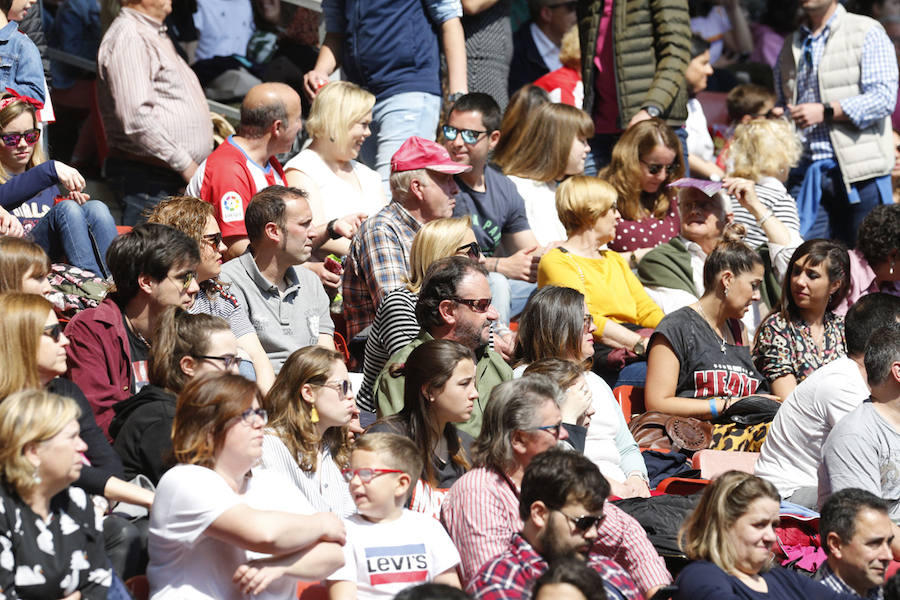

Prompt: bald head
xmin=239 ymin=83 xmax=302 ymax=139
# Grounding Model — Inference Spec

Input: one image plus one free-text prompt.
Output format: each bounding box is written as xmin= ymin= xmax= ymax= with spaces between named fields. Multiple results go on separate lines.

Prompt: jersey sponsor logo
xmin=365 ymin=544 xmax=428 ymax=586
xmin=220 ymin=192 xmax=244 ymax=223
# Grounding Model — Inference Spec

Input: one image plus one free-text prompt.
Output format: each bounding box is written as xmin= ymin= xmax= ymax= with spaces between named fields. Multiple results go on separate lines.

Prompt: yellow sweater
xmin=537 ymin=247 xmax=664 ymax=338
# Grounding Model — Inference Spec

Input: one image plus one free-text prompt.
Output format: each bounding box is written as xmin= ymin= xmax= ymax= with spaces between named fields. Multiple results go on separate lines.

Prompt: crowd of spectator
xmin=0 ymin=0 xmax=899 ymax=598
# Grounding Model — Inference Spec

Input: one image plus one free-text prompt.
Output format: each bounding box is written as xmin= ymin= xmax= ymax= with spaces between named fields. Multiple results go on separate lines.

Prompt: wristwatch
xmin=325 ymin=219 xmax=341 ymax=240
xmin=822 ymin=102 xmax=834 ymax=124
xmin=632 ymin=338 xmax=647 ymax=356
xmin=643 ymin=106 xmax=661 ymax=118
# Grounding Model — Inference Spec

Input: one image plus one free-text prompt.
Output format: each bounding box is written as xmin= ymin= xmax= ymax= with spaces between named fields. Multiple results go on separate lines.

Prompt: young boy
xmin=327 ymin=433 xmax=462 ymax=599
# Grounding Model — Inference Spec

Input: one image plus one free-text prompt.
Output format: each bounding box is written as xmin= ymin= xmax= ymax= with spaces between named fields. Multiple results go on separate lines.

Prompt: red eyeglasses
xmin=1 ymin=129 xmax=40 ymax=147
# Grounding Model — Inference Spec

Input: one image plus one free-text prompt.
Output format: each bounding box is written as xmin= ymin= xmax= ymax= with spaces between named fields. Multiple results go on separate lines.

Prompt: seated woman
xmin=369 ymin=339 xmax=477 ymax=516
xmin=493 ymin=102 xmax=592 ymax=246
xmin=676 ymin=471 xmax=857 ymax=600
xmin=0 ymin=236 xmax=52 ymax=295
xmin=538 ymin=175 xmax=664 ymax=387
xmin=358 ymin=215 xmax=480 ymax=413
xmin=110 ymin=306 xmax=240 ymax=485
xmin=491 ymin=85 xmax=550 ymax=161
xmin=147 ymin=195 xmax=275 ymax=391
xmin=753 ymin=240 xmax=850 ymax=399
xmin=598 ymin=119 xmax=685 ymax=266
xmin=644 ymin=236 xmax=778 ymax=450
xmin=522 ymin=358 xmax=595 ymax=449
xmin=261 ymin=346 xmax=356 ymax=517
xmin=638 ymin=179 xmax=797 ymax=336
xmin=512 ymin=285 xmax=649 ymax=498
xmin=0 ymin=292 xmax=154 ymax=580
xmin=837 ymin=204 xmax=900 ymax=313
xmin=284 ymin=81 xmax=386 ymax=262
xmin=0 ymin=93 xmax=117 ymax=277
xmin=727 ymin=118 xmax=803 ymax=248
xmin=0 ymin=389 xmax=115 ymax=599
xmin=148 ymin=373 xmax=345 ymax=599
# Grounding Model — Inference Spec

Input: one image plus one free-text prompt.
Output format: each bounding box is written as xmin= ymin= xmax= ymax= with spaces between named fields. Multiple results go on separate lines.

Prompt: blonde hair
xmin=354 ymin=432 xmax=423 ymax=501
xmin=558 ymin=26 xmax=581 ymax=70
xmin=0 ymin=293 xmax=54 ymax=398
xmin=0 ymin=97 xmax=46 ymax=184
xmin=0 ymin=389 xmax=80 ymax=497
xmin=679 ymin=471 xmax=780 ymax=574
xmin=406 ymin=216 xmax=473 ymax=292
xmin=556 ymin=176 xmax=618 ymax=236
xmin=728 ymin=119 xmax=802 ymax=181
xmin=0 ymin=237 xmax=50 ymax=293
xmin=599 ymin=119 xmax=684 ymax=220
xmin=306 ymin=81 xmax=376 ymax=151
xmin=494 ymin=103 xmax=593 ymax=183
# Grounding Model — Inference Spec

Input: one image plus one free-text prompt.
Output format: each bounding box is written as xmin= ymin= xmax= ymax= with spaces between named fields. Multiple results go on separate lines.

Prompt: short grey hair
xmin=470 ymin=375 xmax=564 ymax=474
xmin=390 ymin=168 xmax=428 ymax=201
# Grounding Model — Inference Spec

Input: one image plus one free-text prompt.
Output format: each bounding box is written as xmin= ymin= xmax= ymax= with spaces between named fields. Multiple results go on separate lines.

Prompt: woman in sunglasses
xmin=599 ymin=119 xmax=686 ymax=267
xmin=148 ymin=372 xmax=345 ymax=599
xmin=0 ymin=94 xmax=118 ymax=277
xmin=110 ymin=306 xmax=239 ymax=486
xmin=368 ymin=339 xmax=476 ymax=515
xmin=284 ymin=81 xmax=386 ymax=260
xmin=147 ymin=195 xmax=275 ymax=392
xmin=358 ymin=216 xmax=482 ymax=415
xmin=261 ymin=346 xmax=357 ymax=516
xmin=0 ymin=292 xmax=155 ymax=580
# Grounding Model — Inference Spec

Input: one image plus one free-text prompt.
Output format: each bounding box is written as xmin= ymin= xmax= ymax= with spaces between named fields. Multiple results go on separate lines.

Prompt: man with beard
xmin=468 ymin=448 xmax=641 ymax=600
xmin=373 ymin=256 xmax=512 ymax=437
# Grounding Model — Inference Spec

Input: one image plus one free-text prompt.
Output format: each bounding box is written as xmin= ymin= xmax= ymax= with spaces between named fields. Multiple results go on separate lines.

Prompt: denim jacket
xmin=0 ymin=21 xmax=46 ymax=102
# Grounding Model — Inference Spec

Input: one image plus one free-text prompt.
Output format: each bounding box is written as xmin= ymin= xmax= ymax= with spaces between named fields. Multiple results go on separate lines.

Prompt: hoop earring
xmin=309 ymin=406 xmax=319 ymax=424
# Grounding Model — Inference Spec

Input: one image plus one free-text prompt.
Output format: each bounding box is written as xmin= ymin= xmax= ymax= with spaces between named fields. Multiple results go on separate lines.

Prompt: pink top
xmin=592 ymin=0 xmax=619 ymax=133
xmin=609 ymin=200 xmax=681 ymax=252
xmin=835 ymin=248 xmax=900 ymax=315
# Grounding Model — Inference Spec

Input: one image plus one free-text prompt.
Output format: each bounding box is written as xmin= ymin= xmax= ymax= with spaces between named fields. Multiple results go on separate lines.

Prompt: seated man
xmin=816 ymin=488 xmax=895 ymax=599
xmin=374 ymin=256 xmax=512 ymax=437
xmin=444 ymin=93 xmax=541 ymax=330
xmin=219 ymin=185 xmax=334 ymax=373
xmin=343 ymin=136 xmax=469 ymax=342
xmin=468 ymin=448 xmax=641 ymax=600
xmin=756 ymin=293 xmax=900 ymax=508
xmin=821 ymin=321 xmax=900 ymax=557
xmin=441 ymin=377 xmax=672 ymax=595
xmin=65 ymin=223 xmax=201 ymax=438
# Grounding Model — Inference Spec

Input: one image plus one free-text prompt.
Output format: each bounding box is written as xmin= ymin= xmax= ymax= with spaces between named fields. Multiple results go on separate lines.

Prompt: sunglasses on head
xmin=1 ymin=128 xmax=40 ymax=148
xmin=456 ymin=241 xmax=481 ymax=261
xmin=43 ymin=323 xmax=63 ymax=343
xmin=442 ymin=125 xmax=488 ymax=145
xmin=640 ymin=159 xmax=678 ymax=175
xmin=452 ymin=297 xmax=493 ymax=312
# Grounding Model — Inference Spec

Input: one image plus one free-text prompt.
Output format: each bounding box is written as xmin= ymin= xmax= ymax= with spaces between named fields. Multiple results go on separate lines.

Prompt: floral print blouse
xmin=752 ymin=311 xmax=846 ymax=385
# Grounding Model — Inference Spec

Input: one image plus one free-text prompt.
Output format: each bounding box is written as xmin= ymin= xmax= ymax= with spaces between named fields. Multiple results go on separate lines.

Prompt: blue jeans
xmin=105 ymin=158 xmax=185 ymax=225
xmin=358 ymin=91 xmax=442 ymax=193
xmin=29 ymin=200 xmax=118 ymax=277
xmin=487 ymin=272 xmax=536 ymax=326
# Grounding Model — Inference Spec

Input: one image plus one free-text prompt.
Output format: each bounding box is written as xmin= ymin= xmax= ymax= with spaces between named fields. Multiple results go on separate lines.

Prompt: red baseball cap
xmin=390 ymin=136 xmax=472 ymax=175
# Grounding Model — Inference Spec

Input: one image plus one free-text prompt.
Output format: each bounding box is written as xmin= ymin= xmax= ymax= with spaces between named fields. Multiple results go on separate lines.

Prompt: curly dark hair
xmin=857 ymin=204 xmax=900 ymax=267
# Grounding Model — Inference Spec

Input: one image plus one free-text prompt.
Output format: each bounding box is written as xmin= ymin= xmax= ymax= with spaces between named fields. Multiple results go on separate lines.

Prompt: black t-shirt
xmin=122 ymin=314 xmax=150 ymax=393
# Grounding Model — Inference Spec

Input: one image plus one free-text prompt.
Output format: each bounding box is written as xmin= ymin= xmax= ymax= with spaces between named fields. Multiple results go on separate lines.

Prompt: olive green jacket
xmin=577 ymin=0 xmax=691 ymax=129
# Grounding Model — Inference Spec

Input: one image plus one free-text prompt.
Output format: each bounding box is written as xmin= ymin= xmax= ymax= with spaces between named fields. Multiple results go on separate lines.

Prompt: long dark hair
xmin=776 ymin=239 xmax=850 ymax=320
xmin=513 ymin=286 xmax=587 ymax=366
xmin=382 ymin=339 xmax=473 ymax=486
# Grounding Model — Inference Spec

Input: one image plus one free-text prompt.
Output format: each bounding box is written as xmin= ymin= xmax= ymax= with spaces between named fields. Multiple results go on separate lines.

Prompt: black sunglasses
xmin=640 ymin=159 xmax=678 ymax=175
xmin=456 ymin=241 xmax=481 ymax=261
xmin=43 ymin=323 xmax=63 ymax=343
xmin=442 ymin=125 xmax=488 ymax=145
xmin=1 ymin=128 xmax=40 ymax=147
xmin=557 ymin=511 xmax=605 ymax=533
xmin=452 ymin=297 xmax=493 ymax=312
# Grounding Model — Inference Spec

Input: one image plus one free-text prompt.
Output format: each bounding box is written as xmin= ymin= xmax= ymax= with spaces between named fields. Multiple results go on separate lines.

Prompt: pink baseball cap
xmin=390 ymin=136 xmax=472 ymax=175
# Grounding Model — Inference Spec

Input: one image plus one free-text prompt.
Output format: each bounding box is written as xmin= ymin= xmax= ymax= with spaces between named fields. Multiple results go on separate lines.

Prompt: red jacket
xmin=65 ymin=297 xmax=131 ymax=440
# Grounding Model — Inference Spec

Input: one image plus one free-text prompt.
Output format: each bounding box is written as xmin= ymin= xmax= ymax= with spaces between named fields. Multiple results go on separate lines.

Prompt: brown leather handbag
xmin=628 ymin=411 xmax=713 ymax=454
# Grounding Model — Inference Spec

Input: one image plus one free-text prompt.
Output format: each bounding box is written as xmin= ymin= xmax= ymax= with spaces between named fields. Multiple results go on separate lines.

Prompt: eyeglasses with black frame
xmin=195 ymin=354 xmax=243 ymax=370
xmin=556 ymin=510 xmax=605 ymax=533
xmin=43 ymin=323 xmax=63 ymax=343
xmin=1 ymin=128 xmax=40 ymax=148
xmin=341 ymin=468 xmax=405 ymax=483
xmin=239 ymin=407 xmax=268 ymax=425
xmin=639 ymin=159 xmax=679 ymax=176
xmin=451 ymin=297 xmax=493 ymax=313
xmin=316 ymin=379 xmax=352 ymax=396
xmin=456 ymin=241 xmax=481 ymax=261
xmin=527 ymin=421 xmax=563 ymax=439
xmin=442 ymin=125 xmax=488 ymax=145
